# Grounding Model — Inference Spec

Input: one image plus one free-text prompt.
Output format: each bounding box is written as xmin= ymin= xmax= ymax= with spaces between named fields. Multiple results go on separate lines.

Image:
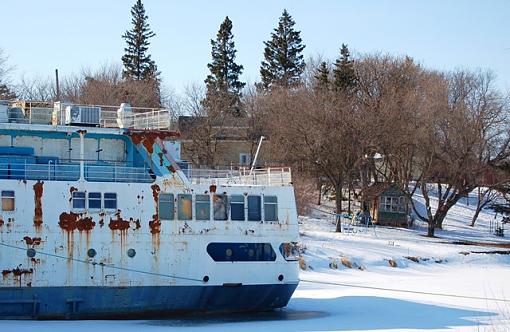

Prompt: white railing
xmin=0 ymin=162 xmax=153 ymax=183
xmin=0 ymin=100 xmax=176 ymax=130
xmin=187 ymin=167 xmax=292 ymax=186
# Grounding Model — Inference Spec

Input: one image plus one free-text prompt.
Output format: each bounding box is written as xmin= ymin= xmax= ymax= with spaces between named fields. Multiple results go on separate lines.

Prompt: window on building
xmin=104 ymin=193 xmax=117 ymax=210
xmin=239 ymin=153 xmax=251 ymax=166
xmin=159 ymin=193 xmax=174 ymax=220
xmin=248 ymin=195 xmax=261 ymax=221
xmin=72 ymin=191 xmax=86 ymax=209
xmin=213 ymin=194 xmax=228 ymax=220
xmin=178 ymin=194 xmax=192 ymax=220
xmin=1 ymin=191 xmax=15 ymax=211
xmin=195 ymin=194 xmax=210 ymax=220
xmin=379 ymin=196 xmax=404 ymax=213
xmin=230 ymin=195 xmax=245 ymax=221
xmin=264 ymin=196 xmax=278 ymax=221
xmin=88 ymin=192 xmax=101 ymax=209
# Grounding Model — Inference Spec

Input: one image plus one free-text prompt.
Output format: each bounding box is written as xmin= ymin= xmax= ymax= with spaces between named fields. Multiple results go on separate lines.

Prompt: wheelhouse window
xmin=72 ymin=191 xmax=86 ymax=209
xmin=1 ymin=190 xmax=15 ymax=211
xmin=230 ymin=195 xmax=245 ymax=221
xmin=195 ymin=194 xmax=210 ymax=220
xmin=159 ymin=193 xmax=174 ymax=220
xmin=247 ymin=195 xmax=261 ymax=221
xmin=104 ymin=193 xmax=117 ymax=210
xmin=88 ymin=192 xmax=101 ymax=209
xmin=213 ymin=194 xmax=228 ymax=220
xmin=264 ymin=196 xmax=278 ymax=221
xmin=178 ymin=194 xmax=192 ymax=220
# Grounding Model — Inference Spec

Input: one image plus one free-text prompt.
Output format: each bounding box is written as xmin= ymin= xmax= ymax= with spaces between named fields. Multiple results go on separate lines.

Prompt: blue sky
xmin=2 ymin=0 xmax=509 ymax=93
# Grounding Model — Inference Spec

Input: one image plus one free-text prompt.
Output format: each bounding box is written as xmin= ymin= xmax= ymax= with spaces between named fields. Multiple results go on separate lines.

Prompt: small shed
xmin=362 ymin=183 xmax=411 ymax=227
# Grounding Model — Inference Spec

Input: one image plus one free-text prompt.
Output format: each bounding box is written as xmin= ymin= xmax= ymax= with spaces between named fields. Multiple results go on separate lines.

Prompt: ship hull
xmin=0 ymin=283 xmax=298 ymax=319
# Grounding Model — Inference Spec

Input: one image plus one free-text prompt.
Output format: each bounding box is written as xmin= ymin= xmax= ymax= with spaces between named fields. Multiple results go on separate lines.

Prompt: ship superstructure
xmin=0 ymin=101 xmax=299 ymax=319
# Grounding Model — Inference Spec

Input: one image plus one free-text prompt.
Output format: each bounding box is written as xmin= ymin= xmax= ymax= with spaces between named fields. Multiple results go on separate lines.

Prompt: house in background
xmin=362 ymin=182 xmax=412 ymax=227
xmin=177 ymin=116 xmax=271 ymax=168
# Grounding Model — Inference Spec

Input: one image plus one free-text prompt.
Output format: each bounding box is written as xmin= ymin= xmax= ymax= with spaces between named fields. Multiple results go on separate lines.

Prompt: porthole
xmin=26 ymin=248 xmax=36 ymax=258
xmin=87 ymin=248 xmax=97 ymax=258
xmin=225 ymin=248 xmax=233 ymax=257
xmin=127 ymin=248 xmax=136 ymax=258
xmin=203 ymin=275 xmax=210 ymax=283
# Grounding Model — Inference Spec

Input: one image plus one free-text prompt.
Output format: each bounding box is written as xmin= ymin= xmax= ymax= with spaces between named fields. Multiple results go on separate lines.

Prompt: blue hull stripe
xmin=0 ymin=283 xmax=298 ymax=319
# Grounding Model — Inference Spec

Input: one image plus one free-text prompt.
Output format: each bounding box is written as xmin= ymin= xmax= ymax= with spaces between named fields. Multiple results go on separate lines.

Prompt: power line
xmin=0 ymin=242 xmax=203 ymax=283
xmin=299 ymin=278 xmax=510 ymax=303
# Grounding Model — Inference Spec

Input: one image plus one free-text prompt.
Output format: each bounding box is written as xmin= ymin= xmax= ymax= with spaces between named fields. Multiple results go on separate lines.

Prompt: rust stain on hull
xmin=149 ymin=184 xmax=161 ymax=234
xmin=23 ymin=236 xmax=42 ymax=246
xmin=33 ymin=181 xmax=44 ymax=227
xmin=59 ymin=212 xmax=96 ymax=231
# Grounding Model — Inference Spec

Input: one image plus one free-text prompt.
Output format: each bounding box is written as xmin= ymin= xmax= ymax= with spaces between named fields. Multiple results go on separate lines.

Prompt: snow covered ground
xmin=2 ymin=190 xmax=510 ymax=331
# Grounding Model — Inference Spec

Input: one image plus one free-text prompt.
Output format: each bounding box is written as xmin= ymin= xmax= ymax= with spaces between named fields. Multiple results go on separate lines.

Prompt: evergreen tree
xmin=203 ymin=16 xmax=246 ymax=117
xmin=259 ymin=9 xmax=305 ymax=90
xmin=314 ymin=61 xmax=330 ymax=91
xmin=121 ymin=0 xmax=158 ymax=80
xmin=333 ymin=44 xmax=356 ymax=92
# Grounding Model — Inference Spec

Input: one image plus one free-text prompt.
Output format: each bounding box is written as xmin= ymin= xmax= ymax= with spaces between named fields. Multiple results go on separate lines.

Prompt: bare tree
xmin=380 ymin=68 xmax=510 ymax=236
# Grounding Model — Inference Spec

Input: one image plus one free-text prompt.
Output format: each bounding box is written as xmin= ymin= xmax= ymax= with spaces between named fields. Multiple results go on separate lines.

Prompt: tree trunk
xmin=470 ymin=188 xmax=487 ymax=227
xmin=347 ymin=185 xmax=352 ymax=215
xmin=335 ymin=185 xmax=343 ymax=233
xmin=470 ymin=208 xmax=482 ymax=227
xmin=317 ymin=177 xmax=322 ymax=206
xmin=427 ymin=220 xmax=435 ymax=237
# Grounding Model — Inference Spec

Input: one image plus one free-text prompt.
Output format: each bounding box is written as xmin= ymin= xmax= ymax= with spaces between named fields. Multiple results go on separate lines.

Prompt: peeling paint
xmin=108 ymin=210 xmax=137 ymax=231
xmin=58 ymin=212 xmax=95 ymax=231
xmin=149 ymin=184 xmax=161 ymax=234
xmin=2 ymin=268 xmax=33 ymax=277
xmin=33 ymin=181 xmax=44 ymax=227
xmin=129 ymin=131 xmax=180 ymax=155
xmin=23 ymin=236 xmax=42 ymax=246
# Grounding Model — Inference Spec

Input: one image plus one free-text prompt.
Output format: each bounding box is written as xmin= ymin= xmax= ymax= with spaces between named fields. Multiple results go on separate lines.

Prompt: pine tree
xmin=121 ymin=0 xmax=158 ymax=80
xmin=314 ymin=61 xmax=330 ymax=91
xmin=333 ymin=44 xmax=356 ymax=92
xmin=203 ymin=16 xmax=246 ymax=117
xmin=259 ymin=9 xmax=305 ymax=90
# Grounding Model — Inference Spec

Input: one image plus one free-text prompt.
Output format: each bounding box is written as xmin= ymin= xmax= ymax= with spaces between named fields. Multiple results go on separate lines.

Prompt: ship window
xmin=1 ymin=190 xmax=14 ymax=211
xmin=72 ymin=191 xmax=86 ymax=209
xmin=264 ymin=196 xmax=278 ymax=221
xmin=206 ymin=243 xmax=276 ymax=262
xmin=104 ymin=193 xmax=117 ymax=210
xmin=195 ymin=194 xmax=210 ymax=220
xmin=178 ymin=194 xmax=192 ymax=220
xmin=230 ymin=195 xmax=245 ymax=221
xmin=88 ymin=192 xmax=101 ymax=209
xmin=159 ymin=193 xmax=174 ymax=220
xmin=247 ymin=195 xmax=261 ymax=221
xmin=213 ymin=194 xmax=228 ymax=220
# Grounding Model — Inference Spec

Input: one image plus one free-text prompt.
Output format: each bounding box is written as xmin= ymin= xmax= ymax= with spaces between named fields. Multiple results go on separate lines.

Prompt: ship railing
xmin=84 ymin=164 xmax=154 ymax=183
xmin=0 ymin=162 xmax=153 ymax=183
xmin=0 ymin=100 xmax=177 ymax=130
xmin=187 ymin=167 xmax=292 ymax=186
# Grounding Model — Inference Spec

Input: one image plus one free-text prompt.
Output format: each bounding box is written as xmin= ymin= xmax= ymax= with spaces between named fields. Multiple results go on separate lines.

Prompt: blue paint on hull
xmin=0 ymin=283 xmax=298 ymax=319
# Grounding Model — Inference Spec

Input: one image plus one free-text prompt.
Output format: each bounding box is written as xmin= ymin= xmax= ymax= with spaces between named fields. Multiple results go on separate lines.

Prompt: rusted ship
xmin=0 ymin=101 xmax=300 ymax=319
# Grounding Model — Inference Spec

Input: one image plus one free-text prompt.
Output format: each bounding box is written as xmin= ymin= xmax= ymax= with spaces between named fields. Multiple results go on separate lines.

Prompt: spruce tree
xmin=259 ymin=9 xmax=305 ymax=90
xmin=333 ymin=44 xmax=356 ymax=92
xmin=203 ymin=16 xmax=246 ymax=117
xmin=121 ymin=0 xmax=158 ymax=80
xmin=314 ymin=61 xmax=330 ymax=91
